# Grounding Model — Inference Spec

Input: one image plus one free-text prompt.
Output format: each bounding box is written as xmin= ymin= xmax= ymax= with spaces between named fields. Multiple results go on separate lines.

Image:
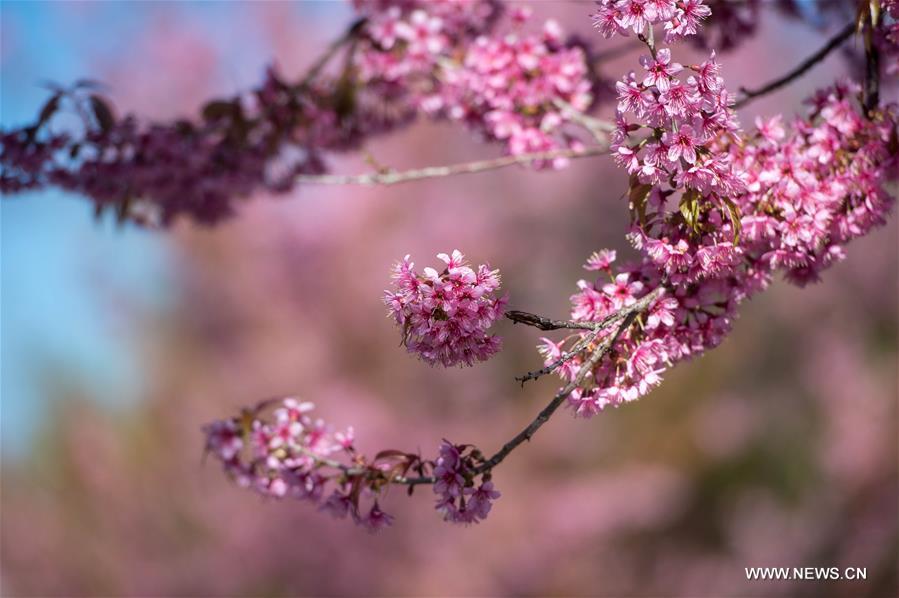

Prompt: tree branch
xmin=474 ymin=311 xmax=637 ymax=475
xmin=862 ymin=12 xmax=881 ymax=118
xmin=734 ymin=22 xmax=855 ymax=109
xmin=295 ymin=145 xmax=609 ymax=187
xmin=505 ymin=310 xmax=599 ymax=331
xmin=515 ymin=331 xmax=598 ymax=386
xmin=475 ymin=286 xmax=665 ymax=475
xmin=372 ymin=287 xmax=667 ymax=487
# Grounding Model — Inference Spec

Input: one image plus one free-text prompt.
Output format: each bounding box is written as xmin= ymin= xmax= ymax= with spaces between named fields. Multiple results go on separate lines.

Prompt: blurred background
xmin=1 ymin=1 xmax=896 ymax=596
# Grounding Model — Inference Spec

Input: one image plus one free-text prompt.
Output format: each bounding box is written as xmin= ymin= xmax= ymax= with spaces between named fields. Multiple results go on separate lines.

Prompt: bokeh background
xmin=1 ymin=1 xmax=896 ymax=596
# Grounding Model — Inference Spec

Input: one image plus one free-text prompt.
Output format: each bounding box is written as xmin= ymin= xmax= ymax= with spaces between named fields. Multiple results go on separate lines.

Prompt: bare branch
xmin=297 ymin=445 xmax=437 ymax=486
xmin=505 ymin=310 xmax=599 ymax=331
xmin=295 ymin=145 xmax=609 ymax=187
xmin=390 ymin=474 xmax=436 ymax=486
xmin=734 ymin=22 xmax=855 ymax=109
xmin=374 ymin=287 xmax=666 ymax=488
xmin=475 ymin=313 xmax=636 ymax=475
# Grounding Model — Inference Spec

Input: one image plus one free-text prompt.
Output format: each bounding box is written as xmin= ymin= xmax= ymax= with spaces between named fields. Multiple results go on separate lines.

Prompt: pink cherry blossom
xmin=585 ymin=249 xmax=618 ymax=271
xmin=384 ymin=250 xmax=507 ymax=367
xmin=640 ymin=48 xmax=683 ymax=92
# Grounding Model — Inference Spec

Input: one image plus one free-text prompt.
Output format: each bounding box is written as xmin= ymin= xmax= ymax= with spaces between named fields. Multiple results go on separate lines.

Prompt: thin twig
xmin=734 ymin=22 xmax=855 ymax=109
xmin=391 ymin=474 xmax=436 ymax=486
xmin=295 ymin=145 xmax=609 ymax=187
xmin=475 ymin=312 xmax=637 ymax=475
xmin=512 ymin=286 xmax=665 ymax=385
xmin=505 ymin=310 xmax=599 ymax=331
xmin=516 ymin=331 xmax=598 ymax=386
xmin=297 ymin=445 xmax=437 ymax=486
xmin=475 ymin=286 xmax=665 ymax=475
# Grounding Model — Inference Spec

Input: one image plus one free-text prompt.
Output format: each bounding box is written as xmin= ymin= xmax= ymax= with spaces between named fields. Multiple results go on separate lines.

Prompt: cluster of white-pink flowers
xmin=612 ymin=40 xmax=745 ymax=284
xmin=549 ymin=77 xmax=896 ymax=416
xmin=202 ymin=399 xmax=388 ymax=523
xmin=354 ymin=0 xmax=500 ymax=83
xmin=433 ymin=441 xmax=501 ymax=524
xmin=354 ymin=1 xmax=596 ymax=162
xmin=535 ymin=5 xmax=898 ymax=417
xmin=428 ymin=10 xmax=593 ymax=163
xmin=204 ymin=398 xmax=500 ymax=530
xmin=593 ymin=0 xmax=711 ymax=42
xmin=198 ymin=0 xmax=898 ymax=530
xmin=384 ymin=250 xmax=507 ymax=367
xmin=733 ymin=80 xmax=897 ymax=285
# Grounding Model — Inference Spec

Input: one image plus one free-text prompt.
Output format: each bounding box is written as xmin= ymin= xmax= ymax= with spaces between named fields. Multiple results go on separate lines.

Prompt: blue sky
xmin=0 ymin=1 xmax=350 ymax=457
xmin=1 ymin=3 xmax=175 ymax=457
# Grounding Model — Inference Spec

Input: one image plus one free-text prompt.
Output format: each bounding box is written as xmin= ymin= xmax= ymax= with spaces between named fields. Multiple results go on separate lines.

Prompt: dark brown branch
xmin=863 ymin=43 xmax=881 ymax=117
xmin=509 ymin=286 xmax=666 ymax=385
xmin=505 ymin=310 xmax=598 ymax=331
xmin=516 ymin=331 xmax=597 ymax=386
xmin=734 ymin=22 xmax=855 ymax=110
xmin=475 ymin=311 xmax=638 ymax=475
xmin=391 ymin=474 xmax=436 ymax=486
xmin=862 ymin=14 xmax=881 ymax=118
xmin=380 ymin=288 xmax=666 ymax=487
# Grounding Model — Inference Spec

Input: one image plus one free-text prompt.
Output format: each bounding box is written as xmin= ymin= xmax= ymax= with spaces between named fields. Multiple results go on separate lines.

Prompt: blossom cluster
xmin=1 ymin=0 xmax=603 ymax=224
xmin=202 ymin=398 xmax=396 ymax=529
xmin=430 ymin=15 xmax=594 ymax=163
xmin=593 ymin=0 xmax=711 ymax=42
xmin=0 ymin=1 xmax=500 ymax=225
xmin=546 ymin=81 xmax=897 ymax=416
xmin=535 ymin=0 xmax=898 ymax=417
xmin=613 ymin=43 xmax=744 ymax=285
xmin=204 ymin=397 xmax=501 ymax=529
xmin=433 ymin=441 xmax=501 ymax=524
xmin=0 ymin=66 xmax=408 ymax=225
xmin=356 ymin=2 xmax=598 ymax=164
xmin=354 ymin=0 xmax=502 ymax=81
xmin=733 ymin=80 xmax=897 ymax=285
xmin=384 ymin=250 xmax=507 ymax=367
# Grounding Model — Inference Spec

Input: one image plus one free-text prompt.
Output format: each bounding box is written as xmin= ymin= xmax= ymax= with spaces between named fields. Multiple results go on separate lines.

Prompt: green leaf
xmin=721 ymin=195 xmax=743 ymax=244
xmin=627 ymin=173 xmax=653 ymax=226
xmin=679 ymin=188 xmax=701 ymax=232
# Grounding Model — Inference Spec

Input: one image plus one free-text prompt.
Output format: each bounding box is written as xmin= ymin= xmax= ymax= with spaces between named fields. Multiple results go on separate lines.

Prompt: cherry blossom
xmin=384 ymin=250 xmax=507 ymax=367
